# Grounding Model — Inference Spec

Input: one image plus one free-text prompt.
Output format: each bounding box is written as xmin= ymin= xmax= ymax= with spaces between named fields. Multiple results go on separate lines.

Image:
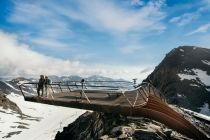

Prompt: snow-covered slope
xmin=0 ymin=93 xmax=86 ymax=140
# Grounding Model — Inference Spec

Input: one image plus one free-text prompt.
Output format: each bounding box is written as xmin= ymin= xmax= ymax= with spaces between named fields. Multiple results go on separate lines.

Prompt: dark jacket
xmin=38 ymin=78 xmax=45 ymax=87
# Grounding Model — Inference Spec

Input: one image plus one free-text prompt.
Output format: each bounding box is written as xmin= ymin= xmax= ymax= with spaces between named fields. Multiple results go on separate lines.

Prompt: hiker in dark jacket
xmin=37 ymin=75 xmax=45 ymax=96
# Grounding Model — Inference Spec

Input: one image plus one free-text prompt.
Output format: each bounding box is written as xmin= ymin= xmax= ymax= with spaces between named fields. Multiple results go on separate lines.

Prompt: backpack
xmin=48 ymin=79 xmax=52 ymax=84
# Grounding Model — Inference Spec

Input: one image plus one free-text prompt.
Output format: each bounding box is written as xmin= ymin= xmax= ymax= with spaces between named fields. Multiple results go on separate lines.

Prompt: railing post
xmin=81 ymin=79 xmax=84 ymax=89
xmin=50 ymin=84 xmax=55 ymax=94
xmin=67 ymin=85 xmax=71 ymax=92
xmin=58 ymin=84 xmax=63 ymax=93
xmin=80 ymin=79 xmax=90 ymax=103
xmin=133 ymin=78 xmax=137 ymax=88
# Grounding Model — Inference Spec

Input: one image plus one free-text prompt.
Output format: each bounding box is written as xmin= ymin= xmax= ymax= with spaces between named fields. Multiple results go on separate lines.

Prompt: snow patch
xmin=179 ymin=49 xmax=184 ymax=52
xmin=199 ymin=103 xmax=210 ymax=116
xmin=4 ymin=82 xmax=20 ymax=91
xmin=194 ymin=69 xmax=210 ymax=86
xmin=190 ymin=84 xmax=200 ymax=87
xmin=182 ymin=107 xmax=210 ymax=121
xmin=177 ymin=73 xmax=196 ymax=81
xmin=178 ymin=69 xmax=210 ymax=86
xmin=17 ymin=80 xmax=30 ymax=86
xmin=202 ymin=60 xmax=210 ymax=66
xmin=177 ymin=93 xmax=185 ymax=98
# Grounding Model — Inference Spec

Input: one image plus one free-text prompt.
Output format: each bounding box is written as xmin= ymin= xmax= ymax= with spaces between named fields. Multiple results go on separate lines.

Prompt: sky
xmin=0 ymin=0 xmax=210 ymax=81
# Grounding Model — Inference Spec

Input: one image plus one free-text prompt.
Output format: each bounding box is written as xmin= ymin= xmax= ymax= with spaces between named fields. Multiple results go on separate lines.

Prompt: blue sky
xmin=0 ymin=0 xmax=210 ymax=81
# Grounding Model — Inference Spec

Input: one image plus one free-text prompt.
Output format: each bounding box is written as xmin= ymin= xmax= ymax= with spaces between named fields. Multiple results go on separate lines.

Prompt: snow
xmin=0 ymin=93 xmax=86 ymax=140
xmin=178 ymin=69 xmax=210 ymax=86
xmin=178 ymin=73 xmax=196 ymax=81
xmin=179 ymin=49 xmax=184 ymax=52
xmin=202 ymin=60 xmax=210 ymax=66
xmin=4 ymin=82 xmax=20 ymax=91
xmin=181 ymin=107 xmax=210 ymax=122
xmin=199 ymin=103 xmax=210 ymax=116
xmin=194 ymin=69 xmax=210 ymax=86
xmin=189 ymin=84 xmax=200 ymax=87
xmin=17 ymin=80 xmax=30 ymax=85
xmin=177 ymin=93 xmax=185 ymax=98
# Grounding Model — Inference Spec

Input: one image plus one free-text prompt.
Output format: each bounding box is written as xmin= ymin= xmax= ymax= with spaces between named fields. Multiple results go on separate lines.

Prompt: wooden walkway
xmin=20 ymin=82 xmax=209 ymax=140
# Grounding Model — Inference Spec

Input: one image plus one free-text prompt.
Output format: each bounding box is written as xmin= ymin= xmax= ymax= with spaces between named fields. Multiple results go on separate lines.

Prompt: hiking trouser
xmin=37 ymin=86 xmax=44 ymax=96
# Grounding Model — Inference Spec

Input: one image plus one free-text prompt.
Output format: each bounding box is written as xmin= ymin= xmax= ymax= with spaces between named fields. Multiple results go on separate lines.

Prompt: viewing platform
xmin=19 ymin=80 xmax=209 ymax=140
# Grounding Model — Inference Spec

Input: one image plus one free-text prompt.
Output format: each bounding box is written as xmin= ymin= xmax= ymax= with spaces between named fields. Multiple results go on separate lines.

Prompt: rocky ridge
xmin=144 ymin=46 xmax=210 ymax=112
xmin=55 ymin=108 xmax=210 ymax=140
xmin=0 ymin=91 xmax=21 ymax=114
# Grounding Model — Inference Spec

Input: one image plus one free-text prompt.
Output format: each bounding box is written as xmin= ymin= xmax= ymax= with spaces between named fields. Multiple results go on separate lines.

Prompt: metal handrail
xmin=19 ymin=81 xmax=164 ymax=107
xmin=19 ymin=80 xmax=133 ymax=100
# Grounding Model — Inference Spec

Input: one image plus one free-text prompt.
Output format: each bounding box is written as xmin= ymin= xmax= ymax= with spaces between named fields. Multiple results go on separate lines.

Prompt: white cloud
xmin=0 ymin=31 xmax=78 ymax=77
xmin=9 ymin=0 xmax=166 ymax=34
xmin=71 ymin=0 xmax=166 ymax=33
xmin=120 ymin=45 xmax=143 ymax=54
xmin=8 ymin=2 xmax=73 ymax=49
xmin=29 ymin=38 xmax=69 ymax=49
xmin=0 ymin=30 xmax=153 ymax=81
xmin=170 ymin=12 xmax=200 ymax=26
xmin=8 ymin=2 xmax=51 ymax=24
xmin=169 ymin=0 xmax=210 ymax=27
xmin=187 ymin=23 xmax=210 ymax=36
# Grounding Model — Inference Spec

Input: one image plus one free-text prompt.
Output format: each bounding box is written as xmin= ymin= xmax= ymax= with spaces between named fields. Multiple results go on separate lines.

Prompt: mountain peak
xmin=145 ymin=46 xmax=210 ymax=114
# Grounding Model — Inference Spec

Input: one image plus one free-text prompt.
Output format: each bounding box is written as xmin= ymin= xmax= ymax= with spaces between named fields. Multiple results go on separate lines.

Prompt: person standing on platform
xmin=37 ymin=75 xmax=45 ymax=97
xmin=44 ymin=76 xmax=52 ymax=97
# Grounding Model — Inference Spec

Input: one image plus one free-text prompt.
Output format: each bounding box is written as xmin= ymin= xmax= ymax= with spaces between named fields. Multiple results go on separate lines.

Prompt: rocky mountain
xmin=144 ymin=46 xmax=210 ymax=113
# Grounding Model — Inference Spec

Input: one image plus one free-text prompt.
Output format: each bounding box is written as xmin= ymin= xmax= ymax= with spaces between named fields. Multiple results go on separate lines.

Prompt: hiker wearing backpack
xmin=44 ymin=76 xmax=54 ymax=99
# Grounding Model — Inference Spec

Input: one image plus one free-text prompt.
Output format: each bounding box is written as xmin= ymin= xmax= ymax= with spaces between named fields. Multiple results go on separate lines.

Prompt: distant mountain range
xmin=144 ymin=46 xmax=210 ymax=114
xmin=0 ymin=75 xmax=130 ymax=95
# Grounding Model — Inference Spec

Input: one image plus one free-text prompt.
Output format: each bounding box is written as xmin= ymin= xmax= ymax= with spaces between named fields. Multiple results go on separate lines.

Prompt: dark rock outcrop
xmin=55 ymin=111 xmax=193 ymax=140
xmin=144 ymin=46 xmax=210 ymax=112
xmin=0 ymin=91 xmax=22 ymax=114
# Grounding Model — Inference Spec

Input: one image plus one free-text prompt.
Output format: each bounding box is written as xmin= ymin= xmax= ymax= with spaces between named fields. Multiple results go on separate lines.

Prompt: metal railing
xmin=19 ymin=80 xmax=133 ymax=97
xmin=19 ymin=80 xmax=164 ymax=107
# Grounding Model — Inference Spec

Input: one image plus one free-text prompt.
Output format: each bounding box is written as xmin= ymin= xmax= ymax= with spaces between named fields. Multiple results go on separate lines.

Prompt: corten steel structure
xmin=19 ymin=80 xmax=209 ymax=140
